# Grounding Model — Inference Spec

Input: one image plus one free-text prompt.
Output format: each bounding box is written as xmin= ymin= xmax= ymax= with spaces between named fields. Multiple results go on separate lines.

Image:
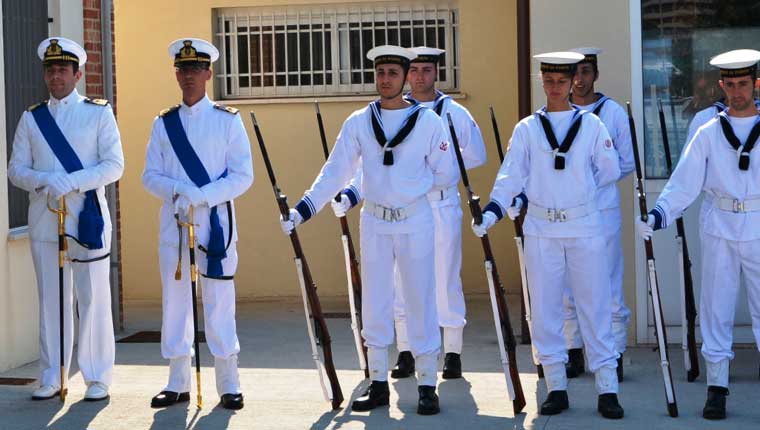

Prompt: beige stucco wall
xmin=0 ymin=6 xmax=41 ymax=373
xmin=115 ymin=0 xmax=522 ymax=302
xmin=530 ymin=0 xmax=637 ymax=343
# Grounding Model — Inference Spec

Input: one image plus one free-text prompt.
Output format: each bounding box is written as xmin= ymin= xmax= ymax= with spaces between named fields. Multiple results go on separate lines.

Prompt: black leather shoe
xmin=616 ymin=354 xmax=624 ymax=381
xmin=598 ymin=393 xmax=624 ymax=419
xmin=390 ymin=351 xmax=415 ymax=379
xmin=220 ymin=393 xmax=244 ymax=410
xmin=417 ymin=385 xmax=440 ymax=415
xmin=565 ymin=348 xmax=585 ymax=378
xmin=351 ymin=380 xmax=390 ymax=412
xmin=442 ymin=353 xmax=462 ymax=379
xmin=703 ymin=386 xmax=728 ymax=420
xmin=540 ymin=390 xmax=569 ymax=415
xmin=151 ymin=391 xmax=190 ymax=408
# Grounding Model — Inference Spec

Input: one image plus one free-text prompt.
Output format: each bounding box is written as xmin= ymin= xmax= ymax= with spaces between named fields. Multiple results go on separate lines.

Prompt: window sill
xmin=222 ymin=92 xmax=467 ymax=106
xmin=8 ymin=226 xmax=29 ymax=242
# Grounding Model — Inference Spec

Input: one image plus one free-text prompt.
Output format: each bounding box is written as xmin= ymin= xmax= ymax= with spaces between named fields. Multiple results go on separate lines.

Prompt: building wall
xmin=530 ymin=0 xmax=637 ymax=342
xmin=115 ymin=0 xmax=522 ymax=302
xmin=0 ymin=4 xmax=41 ymax=373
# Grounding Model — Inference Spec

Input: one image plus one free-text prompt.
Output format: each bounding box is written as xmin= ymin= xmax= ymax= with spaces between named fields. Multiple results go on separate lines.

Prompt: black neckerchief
xmin=369 ymin=100 xmax=425 ymax=165
xmin=535 ymin=107 xmax=585 ymax=170
xmin=718 ymin=111 xmax=760 ymax=171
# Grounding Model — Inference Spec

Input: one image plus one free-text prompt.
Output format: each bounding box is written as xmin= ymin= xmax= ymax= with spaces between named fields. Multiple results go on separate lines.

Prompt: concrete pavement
xmin=1 ymin=295 xmax=759 ymax=429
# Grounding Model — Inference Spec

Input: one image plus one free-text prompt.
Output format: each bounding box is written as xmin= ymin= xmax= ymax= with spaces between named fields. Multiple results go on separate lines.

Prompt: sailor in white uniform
xmin=562 ymin=47 xmax=634 ymax=379
xmin=471 ymin=52 xmax=624 ymax=419
xmin=331 ymin=47 xmax=487 ymax=380
xmin=142 ymin=38 xmax=253 ymax=410
xmin=280 ymin=45 xmax=458 ymax=415
xmin=637 ymin=49 xmax=760 ymax=421
xmin=9 ymin=37 xmax=123 ymax=402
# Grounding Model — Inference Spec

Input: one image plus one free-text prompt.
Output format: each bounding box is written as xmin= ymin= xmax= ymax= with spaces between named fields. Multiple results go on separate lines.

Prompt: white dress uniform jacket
xmin=653 ymin=112 xmax=760 ymax=388
xmin=393 ymin=96 xmax=486 ymax=354
xmin=297 ymin=102 xmax=458 ymax=386
xmin=8 ymin=88 xmax=123 ymax=389
xmin=487 ymin=108 xmax=621 ymax=394
xmin=142 ymin=95 xmax=253 ymax=395
xmin=564 ymin=96 xmax=634 ymax=354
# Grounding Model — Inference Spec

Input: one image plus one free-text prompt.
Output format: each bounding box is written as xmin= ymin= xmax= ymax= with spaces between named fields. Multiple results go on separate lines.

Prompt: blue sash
xmin=161 ymin=108 xmax=229 ymax=278
xmin=31 ymin=103 xmax=104 ymax=249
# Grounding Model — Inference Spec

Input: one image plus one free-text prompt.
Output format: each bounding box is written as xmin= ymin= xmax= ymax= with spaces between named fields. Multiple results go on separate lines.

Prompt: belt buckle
xmin=733 ymin=199 xmax=744 ymax=213
xmin=546 ymin=208 xmax=567 ymax=222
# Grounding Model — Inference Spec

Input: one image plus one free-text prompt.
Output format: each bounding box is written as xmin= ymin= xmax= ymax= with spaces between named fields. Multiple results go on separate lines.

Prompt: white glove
xmin=471 ymin=211 xmax=498 ymax=237
xmin=636 ymin=216 xmax=655 ymax=240
xmin=280 ymin=208 xmax=304 ymax=235
xmin=46 ymin=172 xmax=76 ymax=198
xmin=331 ymin=194 xmax=352 ymax=218
xmin=174 ymin=182 xmax=207 ymax=207
xmin=506 ymin=198 xmax=524 ymax=221
xmin=174 ymin=195 xmax=191 ymax=216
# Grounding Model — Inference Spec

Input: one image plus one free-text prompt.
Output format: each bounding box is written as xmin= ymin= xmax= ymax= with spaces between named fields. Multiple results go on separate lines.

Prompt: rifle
xmin=628 ymin=102 xmax=678 ymax=417
xmin=314 ymin=102 xmax=368 ymax=379
xmin=448 ymin=112 xmax=526 ymax=414
xmin=175 ymin=207 xmax=203 ymax=409
xmin=489 ymin=106 xmax=542 ymax=378
xmin=657 ymin=98 xmax=700 ymax=383
xmin=250 ymin=112 xmax=344 ymax=410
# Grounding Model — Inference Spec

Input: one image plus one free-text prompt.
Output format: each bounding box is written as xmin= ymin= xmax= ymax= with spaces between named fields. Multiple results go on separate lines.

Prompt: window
xmin=214 ymin=2 xmax=459 ymax=99
xmin=641 ymin=0 xmax=760 ymax=178
xmin=4 ymin=0 xmax=49 ymax=228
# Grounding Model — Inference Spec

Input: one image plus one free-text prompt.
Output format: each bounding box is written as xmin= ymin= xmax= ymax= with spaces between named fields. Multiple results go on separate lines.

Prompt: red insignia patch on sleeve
xmin=604 ymin=139 xmax=613 ymax=149
xmin=439 ymin=141 xmax=449 ymax=151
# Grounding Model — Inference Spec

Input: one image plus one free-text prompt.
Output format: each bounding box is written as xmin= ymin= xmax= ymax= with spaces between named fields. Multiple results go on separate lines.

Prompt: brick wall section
xmin=83 ymin=0 xmax=123 ymax=330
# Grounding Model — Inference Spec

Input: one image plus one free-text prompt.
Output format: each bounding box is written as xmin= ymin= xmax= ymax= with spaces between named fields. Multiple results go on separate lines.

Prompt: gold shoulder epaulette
xmin=159 ymin=104 xmax=181 ymax=117
xmin=27 ymin=100 xmax=48 ymax=112
xmin=84 ymin=97 xmax=110 ymax=106
xmin=213 ymin=103 xmax=239 ymax=115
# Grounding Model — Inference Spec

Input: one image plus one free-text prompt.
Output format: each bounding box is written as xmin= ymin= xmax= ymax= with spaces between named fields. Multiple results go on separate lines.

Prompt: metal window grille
xmin=214 ymin=2 xmax=459 ymax=99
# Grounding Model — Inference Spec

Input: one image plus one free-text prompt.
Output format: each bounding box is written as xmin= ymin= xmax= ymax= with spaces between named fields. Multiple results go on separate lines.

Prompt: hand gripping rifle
xmin=314 ymin=102 xmax=368 ymax=379
xmin=448 ymin=112 xmax=526 ymax=414
xmin=489 ymin=107 xmax=542 ymax=378
xmin=175 ymin=207 xmax=203 ymax=409
xmin=47 ymin=196 xmax=68 ymax=402
xmin=628 ymin=102 xmax=678 ymax=417
xmin=250 ymin=112 xmax=344 ymax=410
xmin=657 ymin=98 xmax=700 ymax=383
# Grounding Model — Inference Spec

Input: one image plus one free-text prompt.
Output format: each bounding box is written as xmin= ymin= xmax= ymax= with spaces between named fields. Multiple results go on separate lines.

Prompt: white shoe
xmin=84 ymin=382 xmax=109 ymax=401
xmin=32 ymin=385 xmax=60 ymax=400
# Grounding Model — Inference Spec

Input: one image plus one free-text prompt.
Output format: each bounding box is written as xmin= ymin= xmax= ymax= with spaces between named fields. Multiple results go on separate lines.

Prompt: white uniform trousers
xmin=524 ymin=235 xmax=618 ymax=377
xmin=159 ymin=243 xmax=241 ymax=395
xmin=699 ymin=234 xmax=760 ymax=383
xmin=562 ymin=208 xmax=629 ymax=353
xmin=360 ymin=212 xmax=440 ymax=385
xmin=31 ymin=240 xmax=115 ymax=388
xmin=393 ymin=203 xmax=466 ymax=354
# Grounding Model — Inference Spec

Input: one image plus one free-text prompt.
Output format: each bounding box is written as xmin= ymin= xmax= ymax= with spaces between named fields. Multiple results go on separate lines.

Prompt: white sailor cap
xmin=366 ymin=45 xmax=417 ymax=67
xmin=570 ymin=47 xmax=603 ymax=64
xmin=709 ymin=49 xmax=760 ymax=78
xmin=168 ymin=38 xmax=219 ymax=67
xmin=409 ymin=46 xmax=445 ymax=64
xmin=534 ymin=51 xmax=585 ymax=73
xmin=37 ymin=37 xmax=87 ymax=66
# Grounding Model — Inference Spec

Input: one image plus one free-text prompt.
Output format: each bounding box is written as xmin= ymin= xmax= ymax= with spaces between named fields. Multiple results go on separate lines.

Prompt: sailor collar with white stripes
xmin=404 ymin=90 xmax=450 ymax=116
